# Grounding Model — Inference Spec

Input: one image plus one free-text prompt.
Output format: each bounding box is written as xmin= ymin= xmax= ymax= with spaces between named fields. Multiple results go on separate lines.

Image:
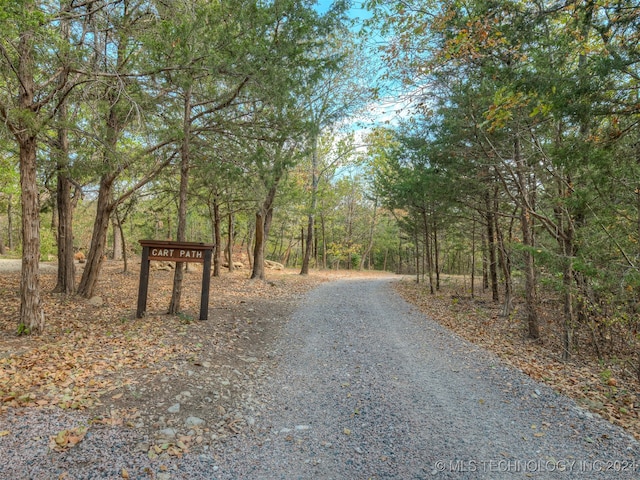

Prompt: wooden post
xmin=200 ymin=248 xmax=212 ymax=320
xmin=136 ymin=240 xmax=214 ymax=320
xmin=136 ymin=245 xmax=151 ymax=318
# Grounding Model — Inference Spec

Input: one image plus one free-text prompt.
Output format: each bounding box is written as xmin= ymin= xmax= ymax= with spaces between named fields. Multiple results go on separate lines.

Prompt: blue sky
xmin=313 ymin=1 xmax=416 ymax=135
xmin=314 ymin=0 xmax=372 ymax=24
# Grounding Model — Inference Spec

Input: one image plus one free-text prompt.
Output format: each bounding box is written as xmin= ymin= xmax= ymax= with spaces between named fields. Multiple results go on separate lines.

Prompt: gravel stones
xmin=185 ymin=416 xmax=206 ymax=428
xmin=1 ymin=277 xmax=639 ymax=479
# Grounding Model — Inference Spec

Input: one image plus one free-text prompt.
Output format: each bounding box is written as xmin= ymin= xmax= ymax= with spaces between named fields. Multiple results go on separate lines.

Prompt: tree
xmin=76 ymin=0 xmax=175 ymax=299
xmin=0 ymin=1 xmax=84 ymax=332
xmin=0 ymin=152 xmax=19 ymax=256
xmin=368 ymin=0 xmax=640 ymax=359
xmin=299 ymin=35 xmax=369 ymax=275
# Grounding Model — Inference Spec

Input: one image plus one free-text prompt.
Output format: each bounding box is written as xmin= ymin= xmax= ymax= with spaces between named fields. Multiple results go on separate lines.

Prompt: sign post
xmin=136 ymin=240 xmax=214 ymax=320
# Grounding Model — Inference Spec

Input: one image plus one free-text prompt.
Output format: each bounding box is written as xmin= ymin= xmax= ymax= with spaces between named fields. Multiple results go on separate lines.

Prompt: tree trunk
xmin=77 ymin=74 xmax=125 ymax=298
xmin=212 ymin=197 xmax=222 ymax=277
xmin=53 ymin=2 xmax=76 ymax=295
xmin=302 ymin=215 xmax=314 ymax=274
xmin=558 ymin=177 xmax=577 ymax=360
xmin=169 ymin=89 xmax=192 ymax=315
xmin=481 ymin=232 xmax=488 ymax=292
xmin=471 ymin=218 xmax=476 ymax=298
xmin=53 ymin=103 xmax=75 ymax=294
xmin=115 ymin=209 xmax=128 ymax=273
xmin=301 ymin=133 xmax=319 ymax=275
xmin=251 ymin=179 xmax=278 ymax=280
xmin=562 ymin=237 xmax=574 ymax=361
xmin=10 ymin=15 xmax=45 ymax=333
xmin=7 ymin=194 xmax=14 ymax=250
xmin=111 ymin=215 xmax=123 ymax=260
xmin=414 ymin=228 xmax=420 ymax=284
xmin=360 ymin=197 xmax=378 ymax=271
xmin=514 ymin=135 xmax=540 ymax=339
xmin=227 ymin=212 xmax=235 ymax=272
xmin=421 ymin=210 xmax=434 ymax=293
xmin=77 ymin=178 xmax=114 ymax=298
xmin=251 ymin=210 xmax=267 ymax=280
xmin=54 ymin=171 xmax=76 ymax=294
xmin=433 ymin=216 xmax=440 ymax=291
xmin=18 ymin=137 xmax=45 ymax=333
xmin=485 ymin=190 xmax=499 ymax=302
xmin=282 ymin=233 xmax=294 ymax=266
xmin=321 ymin=213 xmax=327 ymax=269
xmin=496 ymin=218 xmax=513 ymax=317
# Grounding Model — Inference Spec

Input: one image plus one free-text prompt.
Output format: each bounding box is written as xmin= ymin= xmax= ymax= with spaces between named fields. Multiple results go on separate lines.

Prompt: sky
xmin=314 ymin=0 xmax=373 ymax=23
xmin=314 ymin=0 xmax=415 ymax=132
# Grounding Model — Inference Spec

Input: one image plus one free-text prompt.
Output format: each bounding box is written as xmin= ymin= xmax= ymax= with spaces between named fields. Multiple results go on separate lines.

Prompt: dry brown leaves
xmin=0 ymin=261 xmax=325 ymax=416
xmin=48 ymin=425 xmax=89 ymax=452
xmin=395 ymin=275 xmax=640 ymax=441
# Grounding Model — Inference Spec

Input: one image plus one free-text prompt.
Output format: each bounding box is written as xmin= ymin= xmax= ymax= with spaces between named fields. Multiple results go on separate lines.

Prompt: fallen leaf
xmin=49 ymin=426 xmax=88 ymax=452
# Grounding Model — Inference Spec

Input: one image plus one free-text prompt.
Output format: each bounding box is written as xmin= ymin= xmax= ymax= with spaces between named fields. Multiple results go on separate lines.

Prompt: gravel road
xmin=0 ymin=259 xmax=57 ymax=273
xmin=1 ymin=277 xmax=639 ymax=479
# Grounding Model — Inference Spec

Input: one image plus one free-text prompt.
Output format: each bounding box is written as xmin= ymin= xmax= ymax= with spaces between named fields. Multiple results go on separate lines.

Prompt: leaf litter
xmin=0 ymin=260 xmax=329 ymax=460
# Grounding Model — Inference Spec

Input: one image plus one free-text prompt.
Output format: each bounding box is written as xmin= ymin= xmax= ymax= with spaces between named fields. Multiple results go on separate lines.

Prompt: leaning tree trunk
xmin=77 ymin=178 xmax=115 ymax=298
xmin=77 ymin=74 xmax=126 ymax=299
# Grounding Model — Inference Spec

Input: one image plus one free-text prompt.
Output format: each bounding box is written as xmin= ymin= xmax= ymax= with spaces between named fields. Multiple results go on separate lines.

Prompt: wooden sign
xmin=148 ymin=245 xmax=207 ymax=262
xmin=136 ymin=240 xmax=214 ymax=320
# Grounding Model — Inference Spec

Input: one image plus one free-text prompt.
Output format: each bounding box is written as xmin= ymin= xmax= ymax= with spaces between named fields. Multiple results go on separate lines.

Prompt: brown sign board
xmin=137 ymin=240 xmax=214 ymax=320
xmin=141 ymin=240 xmax=213 ymax=263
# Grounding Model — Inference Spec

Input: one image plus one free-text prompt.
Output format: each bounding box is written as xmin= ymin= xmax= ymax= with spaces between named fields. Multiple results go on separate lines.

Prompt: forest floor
xmin=0 ymin=259 xmax=383 ymax=458
xmin=1 ymin=259 xmax=639 ymax=460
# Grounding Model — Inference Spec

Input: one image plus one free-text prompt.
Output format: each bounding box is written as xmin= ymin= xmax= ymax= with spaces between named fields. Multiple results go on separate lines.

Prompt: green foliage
xmin=17 ymin=323 xmax=31 ymax=336
xmin=39 ymin=227 xmax=57 ymax=259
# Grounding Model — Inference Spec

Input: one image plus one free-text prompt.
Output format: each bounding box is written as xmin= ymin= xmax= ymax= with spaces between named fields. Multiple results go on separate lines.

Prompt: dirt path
xmin=1 ymin=276 xmax=639 ymax=479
